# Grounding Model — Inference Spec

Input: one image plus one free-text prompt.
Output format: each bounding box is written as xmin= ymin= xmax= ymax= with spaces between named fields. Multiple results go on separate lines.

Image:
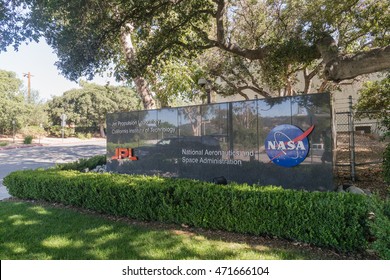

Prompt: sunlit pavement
xmin=0 ymin=138 xmax=106 ymax=201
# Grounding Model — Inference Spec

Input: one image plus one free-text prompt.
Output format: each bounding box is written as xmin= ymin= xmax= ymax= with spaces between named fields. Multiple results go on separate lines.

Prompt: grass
xmin=0 ymin=201 xmax=324 ymax=260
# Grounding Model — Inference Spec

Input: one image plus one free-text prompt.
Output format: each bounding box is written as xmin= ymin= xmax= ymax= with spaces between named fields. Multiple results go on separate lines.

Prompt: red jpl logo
xmin=112 ymin=148 xmax=138 ymax=160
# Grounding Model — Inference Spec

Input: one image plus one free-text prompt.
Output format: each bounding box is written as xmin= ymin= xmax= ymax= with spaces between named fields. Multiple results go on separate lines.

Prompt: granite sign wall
xmin=106 ymin=93 xmax=333 ymax=191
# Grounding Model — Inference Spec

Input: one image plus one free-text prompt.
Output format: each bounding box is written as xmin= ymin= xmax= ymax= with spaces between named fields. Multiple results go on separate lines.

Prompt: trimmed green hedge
xmin=4 ymin=169 xmax=371 ymax=252
xmin=369 ymin=198 xmax=390 ymax=259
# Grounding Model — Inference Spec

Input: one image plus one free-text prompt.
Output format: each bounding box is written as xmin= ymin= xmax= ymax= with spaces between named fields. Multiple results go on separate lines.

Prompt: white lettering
xmin=287 ymin=141 xmax=295 ymax=150
xmin=182 ymin=149 xmax=203 ymax=156
xmin=296 ymin=141 xmax=306 ymax=150
xmin=182 ymin=157 xmax=199 ymax=164
xmin=267 ymin=140 xmax=307 ymax=150
xmin=277 ymin=141 xmax=286 ymax=150
xmin=267 ymin=141 xmax=276 ymax=149
xmin=204 ymin=150 xmax=222 ymax=156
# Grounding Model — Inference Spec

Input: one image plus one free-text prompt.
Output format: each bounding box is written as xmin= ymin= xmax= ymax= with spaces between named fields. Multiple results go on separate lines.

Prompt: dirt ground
xmin=335 ymin=133 xmax=389 ymax=198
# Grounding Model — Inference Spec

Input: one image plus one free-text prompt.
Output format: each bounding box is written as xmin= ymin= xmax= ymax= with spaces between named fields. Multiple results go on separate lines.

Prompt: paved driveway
xmin=0 ymin=139 xmax=106 ymax=200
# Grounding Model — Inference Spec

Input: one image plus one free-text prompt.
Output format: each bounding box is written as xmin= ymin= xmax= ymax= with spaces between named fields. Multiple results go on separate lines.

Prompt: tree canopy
xmin=0 ymin=69 xmax=47 ymax=134
xmin=2 ymin=0 xmax=389 ymax=106
xmin=0 ymin=0 xmax=39 ymax=51
xmin=46 ymin=82 xmax=141 ymax=137
xmin=136 ymin=0 xmax=389 ymax=82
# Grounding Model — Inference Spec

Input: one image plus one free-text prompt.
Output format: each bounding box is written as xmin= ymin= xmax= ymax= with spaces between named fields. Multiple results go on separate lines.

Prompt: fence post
xmin=348 ymin=95 xmax=356 ymax=182
xmin=331 ymin=93 xmax=337 ymax=173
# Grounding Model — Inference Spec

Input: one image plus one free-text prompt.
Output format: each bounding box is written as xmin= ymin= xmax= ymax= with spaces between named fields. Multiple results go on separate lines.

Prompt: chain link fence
xmin=334 ymin=96 xmax=389 ymax=189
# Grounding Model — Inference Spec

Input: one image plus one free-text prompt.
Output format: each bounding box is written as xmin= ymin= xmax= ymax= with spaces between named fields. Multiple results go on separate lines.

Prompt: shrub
xmin=76 ymin=132 xmax=92 ymax=139
xmin=3 ymin=169 xmax=372 ymax=252
xmin=20 ymin=126 xmax=47 ymax=139
xmin=23 ymin=135 xmax=33 ymax=144
xmin=54 ymin=155 xmax=106 ymax=171
xmin=368 ymin=198 xmax=390 ymax=259
xmin=76 ymin=132 xmax=86 ymax=139
xmin=48 ymin=125 xmax=75 ymax=138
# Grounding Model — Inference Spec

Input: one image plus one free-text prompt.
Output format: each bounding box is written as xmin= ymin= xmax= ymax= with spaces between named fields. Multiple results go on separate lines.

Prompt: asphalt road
xmin=0 ymin=140 xmax=106 ymax=200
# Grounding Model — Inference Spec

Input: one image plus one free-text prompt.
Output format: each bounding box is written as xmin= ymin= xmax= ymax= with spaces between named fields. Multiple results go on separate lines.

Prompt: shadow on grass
xmin=0 ymin=201 xmax=311 ymax=260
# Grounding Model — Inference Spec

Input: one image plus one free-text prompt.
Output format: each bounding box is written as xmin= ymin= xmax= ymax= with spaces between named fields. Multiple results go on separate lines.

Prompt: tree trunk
xmin=99 ymin=121 xmax=105 ymax=138
xmin=133 ymin=76 xmax=156 ymax=110
xmin=120 ymin=23 xmax=156 ymax=110
xmin=303 ymin=68 xmax=312 ymax=94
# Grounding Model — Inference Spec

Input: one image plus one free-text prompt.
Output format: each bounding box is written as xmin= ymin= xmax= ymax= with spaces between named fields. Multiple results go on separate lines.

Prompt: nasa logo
xmin=265 ymin=124 xmax=314 ymax=167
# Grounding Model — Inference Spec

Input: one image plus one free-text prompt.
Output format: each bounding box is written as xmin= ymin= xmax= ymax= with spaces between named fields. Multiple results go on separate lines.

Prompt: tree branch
xmin=212 ymin=0 xmax=269 ymax=60
xmin=219 ymin=75 xmax=271 ymax=99
xmin=317 ymin=34 xmax=390 ymax=82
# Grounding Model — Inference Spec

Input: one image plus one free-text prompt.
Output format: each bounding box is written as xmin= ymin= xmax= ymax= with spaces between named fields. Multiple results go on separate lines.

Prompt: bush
xmin=23 ymin=135 xmax=33 ymax=144
xmin=76 ymin=132 xmax=86 ymax=139
xmin=55 ymin=155 xmax=106 ymax=171
xmin=20 ymin=126 xmax=47 ymax=139
xmin=3 ymin=169 xmax=372 ymax=252
xmin=368 ymin=198 xmax=390 ymax=259
xmin=74 ymin=126 xmax=99 ymax=135
xmin=48 ymin=125 xmax=75 ymax=138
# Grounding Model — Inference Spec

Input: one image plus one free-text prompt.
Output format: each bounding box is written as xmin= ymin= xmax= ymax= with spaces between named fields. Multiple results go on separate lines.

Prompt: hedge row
xmin=3 ymin=169 xmax=371 ymax=252
xmin=369 ymin=198 xmax=390 ymax=259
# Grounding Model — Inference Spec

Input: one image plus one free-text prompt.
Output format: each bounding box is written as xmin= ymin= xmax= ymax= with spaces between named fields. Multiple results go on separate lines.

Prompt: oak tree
xmin=46 ymin=82 xmax=141 ymax=137
xmin=3 ymin=0 xmax=389 ymax=104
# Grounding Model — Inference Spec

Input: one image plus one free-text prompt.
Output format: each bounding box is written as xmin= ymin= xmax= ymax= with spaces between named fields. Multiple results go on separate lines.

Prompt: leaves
xmin=355 ymin=75 xmax=390 ymax=120
xmin=0 ymin=0 xmax=40 ymax=52
xmin=0 ymin=69 xmax=47 ymax=133
xmin=46 ymin=81 xmax=141 ymax=132
xmin=2 ymin=0 xmax=390 ymax=104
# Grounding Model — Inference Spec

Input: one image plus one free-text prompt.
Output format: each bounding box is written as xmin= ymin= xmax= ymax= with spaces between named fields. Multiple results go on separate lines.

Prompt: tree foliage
xmin=355 ymin=76 xmax=390 ymax=117
xmin=20 ymin=0 xmax=211 ymax=108
xmin=46 ymin=82 xmax=141 ymax=137
xmin=0 ymin=69 xmax=47 ymax=134
xmin=355 ymin=75 xmax=390 ymax=136
xmin=2 ymin=0 xmax=390 ymax=105
xmin=0 ymin=70 xmax=24 ymax=133
xmin=146 ymin=57 xmax=206 ymax=107
xmin=0 ymin=0 xmax=39 ymax=51
xmin=111 ymin=0 xmax=389 ymax=82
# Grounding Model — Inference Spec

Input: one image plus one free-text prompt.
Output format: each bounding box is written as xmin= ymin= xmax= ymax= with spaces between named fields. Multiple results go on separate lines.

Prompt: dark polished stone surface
xmin=107 ymin=93 xmax=333 ymax=191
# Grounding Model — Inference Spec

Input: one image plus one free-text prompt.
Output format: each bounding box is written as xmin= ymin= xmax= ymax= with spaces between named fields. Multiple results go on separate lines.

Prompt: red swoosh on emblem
xmin=268 ymin=125 xmax=315 ymax=162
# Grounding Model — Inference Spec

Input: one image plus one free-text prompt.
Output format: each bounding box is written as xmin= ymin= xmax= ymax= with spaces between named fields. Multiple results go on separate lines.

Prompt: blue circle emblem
xmin=265 ymin=124 xmax=313 ymax=167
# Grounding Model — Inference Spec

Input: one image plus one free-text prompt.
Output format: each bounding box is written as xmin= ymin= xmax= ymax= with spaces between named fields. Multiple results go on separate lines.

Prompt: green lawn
xmin=0 ymin=201 xmax=336 ymax=260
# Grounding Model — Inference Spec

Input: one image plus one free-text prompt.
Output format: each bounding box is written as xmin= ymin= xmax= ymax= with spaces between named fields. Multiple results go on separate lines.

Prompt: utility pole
xmin=23 ymin=72 xmax=33 ymax=101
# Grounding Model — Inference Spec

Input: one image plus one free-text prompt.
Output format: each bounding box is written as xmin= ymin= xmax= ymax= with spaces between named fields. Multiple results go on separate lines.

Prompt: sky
xmin=0 ymin=40 xmax=119 ymax=101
